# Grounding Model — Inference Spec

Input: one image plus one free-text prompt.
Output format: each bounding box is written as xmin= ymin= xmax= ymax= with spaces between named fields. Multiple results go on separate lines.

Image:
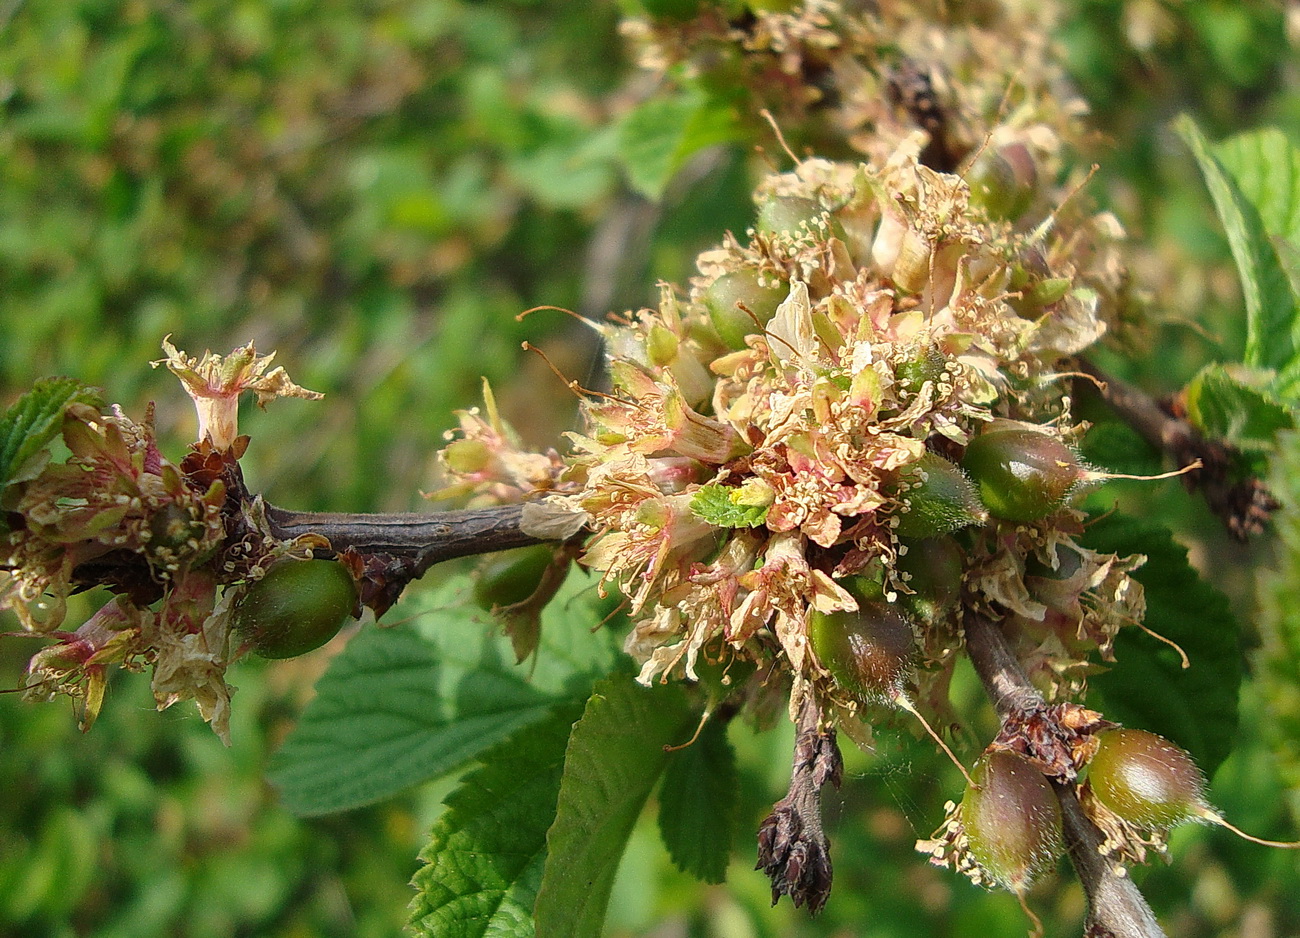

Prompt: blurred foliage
xmin=2 ymin=0 xmax=1300 ymax=936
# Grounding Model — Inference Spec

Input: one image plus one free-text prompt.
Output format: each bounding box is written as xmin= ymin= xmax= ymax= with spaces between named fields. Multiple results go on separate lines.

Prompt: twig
xmin=264 ymin=502 xmax=545 ymax=575
xmin=963 ymin=612 xmax=1167 ymax=938
xmin=1075 ymin=357 xmax=1278 ymax=540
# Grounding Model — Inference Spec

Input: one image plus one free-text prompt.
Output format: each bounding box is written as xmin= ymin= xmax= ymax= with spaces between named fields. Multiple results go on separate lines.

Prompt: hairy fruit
xmin=961 ymin=750 xmax=1064 ymax=892
xmin=892 ymin=452 xmax=987 ymax=538
xmin=1088 ymin=728 xmax=1207 ymax=829
xmin=809 ymin=603 xmax=915 ymax=702
xmin=704 ymin=270 xmax=788 ymax=350
xmin=755 ymin=196 xmax=845 ymax=241
xmin=896 ymin=536 xmax=964 ymax=623
xmin=233 ymin=559 xmax=359 ymax=659
xmin=961 ymin=427 xmax=1082 ymax=522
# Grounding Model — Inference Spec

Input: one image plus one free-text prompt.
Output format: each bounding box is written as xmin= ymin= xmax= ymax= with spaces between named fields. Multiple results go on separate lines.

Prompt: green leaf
xmin=690 ymin=481 xmax=769 ymax=528
xmin=1184 ymin=363 xmax=1295 ymax=455
xmin=617 ymin=86 xmax=743 ymax=200
xmin=267 ymin=572 xmax=619 ymax=816
xmin=408 ymin=706 xmax=581 ymax=938
xmin=1256 ymin=430 xmax=1300 ymax=798
xmin=1080 ymin=513 xmax=1241 ymax=775
xmin=1212 ymin=128 xmax=1300 ymax=253
xmin=0 ymin=377 xmax=102 ymax=492
xmin=534 ymin=677 xmax=693 ymax=938
xmin=656 ymin=717 xmax=738 ymax=884
xmin=1175 ymin=116 xmax=1299 ymax=373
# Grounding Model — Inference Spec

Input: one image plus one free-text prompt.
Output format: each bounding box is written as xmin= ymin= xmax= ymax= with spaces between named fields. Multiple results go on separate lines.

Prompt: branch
xmin=264 ymin=502 xmax=545 ymax=575
xmin=963 ymin=612 xmax=1167 ymax=938
xmin=1076 ymin=358 xmax=1278 ymax=540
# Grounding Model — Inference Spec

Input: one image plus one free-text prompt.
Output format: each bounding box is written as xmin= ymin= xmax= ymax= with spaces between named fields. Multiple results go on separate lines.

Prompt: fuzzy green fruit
xmin=809 ymin=602 xmax=915 ymax=703
xmin=704 ymin=270 xmax=788 ymax=350
xmin=894 ymin=347 xmax=948 ymax=397
xmin=755 ymin=196 xmax=845 ymax=241
xmin=961 ymin=750 xmax=1063 ymax=892
xmin=967 ymin=143 xmax=1038 ymax=221
xmin=234 ymin=559 xmax=359 ymax=659
xmin=896 ymin=536 xmax=964 ymax=623
xmin=892 ymin=452 xmax=987 ymax=538
xmin=961 ymin=427 xmax=1082 ymax=522
xmin=1087 ymin=728 xmax=1207 ymax=829
xmin=473 ymin=544 xmax=554 ymax=610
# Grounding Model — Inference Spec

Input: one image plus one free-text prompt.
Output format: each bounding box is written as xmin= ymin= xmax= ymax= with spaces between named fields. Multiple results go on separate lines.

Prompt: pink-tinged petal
xmin=155 ymin=337 xmax=322 ymax=451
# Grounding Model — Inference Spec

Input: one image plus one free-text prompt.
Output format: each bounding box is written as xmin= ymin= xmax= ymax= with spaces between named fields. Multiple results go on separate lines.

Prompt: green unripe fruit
xmin=967 ymin=143 xmax=1038 ymax=221
xmin=704 ymin=270 xmax=788 ymax=350
xmin=892 ymin=452 xmax=987 ymax=538
xmin=895 ymin=347 xmax=948 ymax=396
xmin=809 ymin=602 xmax=915 ymax=702
xmin=233 ymin=559 xmax=359 ymax=659
xmin=896 ymin=536 xmax=964 ymax=623
xmin=961 ymin=750 xmax=1064 ymax=892
xmin=1088 ymin=728 xmax=1300 ymax=847
xmin=474 ymin=545 xmax=554 ymax=610
xmin=1088 ymin=728 xmax=1207 ymax=830
xmin=755 ymin=196 xmax=845 ymax=241
xmin=962 ymin=428 xmax=1083 ymax=522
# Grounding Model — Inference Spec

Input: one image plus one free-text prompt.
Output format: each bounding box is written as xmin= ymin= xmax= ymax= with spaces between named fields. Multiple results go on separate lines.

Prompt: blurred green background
xmin=1 ymin=1 xmax=1297 ymax=936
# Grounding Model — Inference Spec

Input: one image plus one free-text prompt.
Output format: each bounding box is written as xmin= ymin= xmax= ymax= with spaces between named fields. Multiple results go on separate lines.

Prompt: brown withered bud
xmin=756 ymin=696 xmax=843 ymax=914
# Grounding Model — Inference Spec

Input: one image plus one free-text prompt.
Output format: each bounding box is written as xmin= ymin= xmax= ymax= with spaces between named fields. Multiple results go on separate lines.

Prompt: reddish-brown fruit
xmin=808 ymin=603 xmax=914 ymax=703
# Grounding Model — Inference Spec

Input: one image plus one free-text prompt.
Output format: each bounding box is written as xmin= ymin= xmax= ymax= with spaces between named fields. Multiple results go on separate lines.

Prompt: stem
xmin=264 ymin=502 xmax=546 ymax=575
xmin=963 ymin=612 xmax=1167 ymax=938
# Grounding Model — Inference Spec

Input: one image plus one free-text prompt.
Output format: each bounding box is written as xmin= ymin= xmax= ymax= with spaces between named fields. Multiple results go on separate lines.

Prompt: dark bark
xmin=1075 ymin=358 xmax=1278 ymax=540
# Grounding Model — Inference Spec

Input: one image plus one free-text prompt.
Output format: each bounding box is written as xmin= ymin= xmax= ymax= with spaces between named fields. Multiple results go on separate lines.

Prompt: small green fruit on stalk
xmin=233 ymin=559 xmax=359 ymax=659
xmin=809 ymin=600 xmax=974 ymax=786
xmin=961 ymin=750 xmax=1063 ymax=935
xmin=1088 ymin=728 xmax=1300 ymax=847
xmin=962 ymin=426 xmax=1198 ymax=523
xmin=473 ymin=544 xmax=555 ymax=610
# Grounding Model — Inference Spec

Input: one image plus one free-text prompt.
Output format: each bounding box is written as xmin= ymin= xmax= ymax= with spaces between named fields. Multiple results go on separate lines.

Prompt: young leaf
xmin=1212 ymin=128 xmax=1300 ymax=256
xmin=657 ymin=717 xmax=738 ymax=884
xmin=534 ymin=677 xmax=693 ymax=938
xmin=1080 ymin=513 xmax=1241 ymax=776
xmin=267 ymin=572 xmax=619 ymax=816
xmin=1175 ymin=115 xmax=1298 ymax=374
xmin=0 ymin=377 xmax=102 ymax=492
xmin=1184 ymin=363 xmax=1295 ymax=460
xmin=617 ymin=86 xmax=744 ymax=200
xmin=690 ymin=481 xmax=769 ymax=528
xmin=408 ymin=705 xmax=582 ymax=938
